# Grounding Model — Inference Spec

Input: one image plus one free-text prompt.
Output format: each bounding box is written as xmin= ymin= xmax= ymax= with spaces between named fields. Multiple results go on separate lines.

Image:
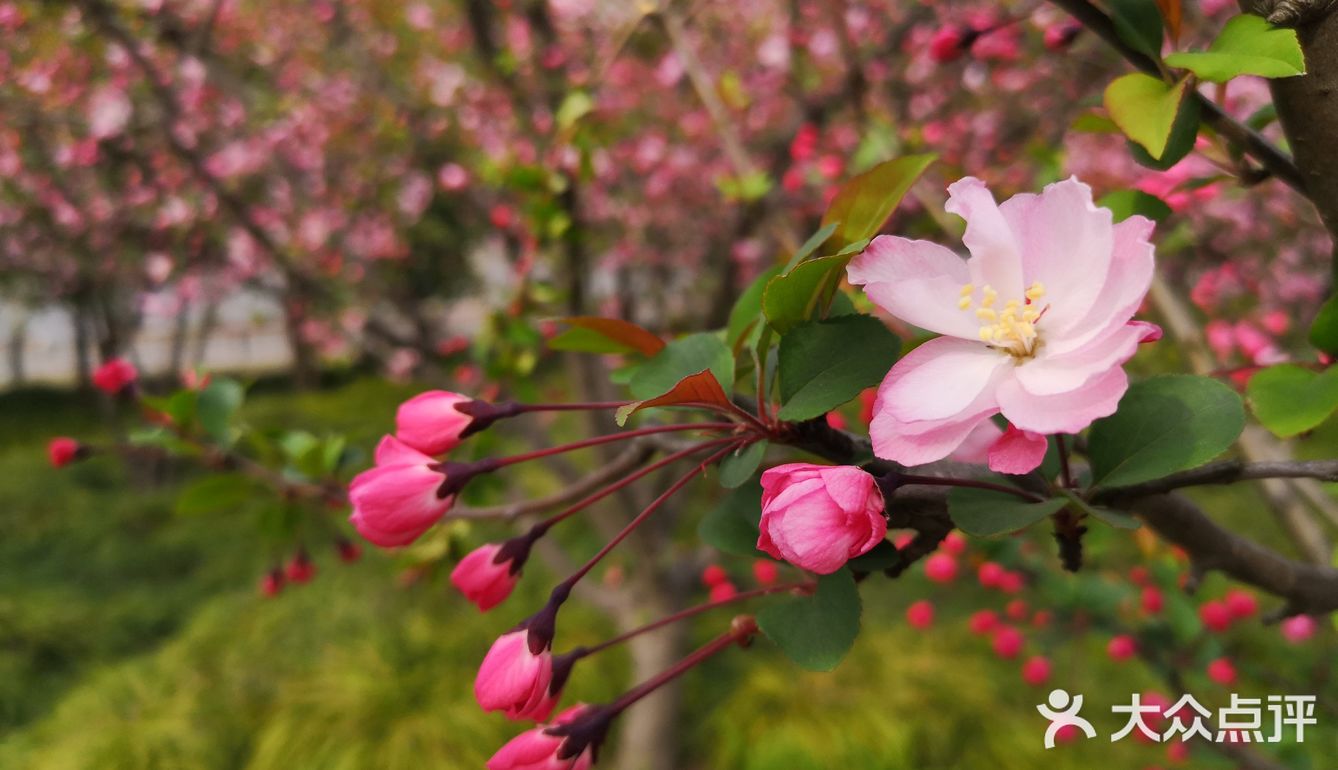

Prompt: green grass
xmin=1 ymin=377 xmax=1334 ymax=768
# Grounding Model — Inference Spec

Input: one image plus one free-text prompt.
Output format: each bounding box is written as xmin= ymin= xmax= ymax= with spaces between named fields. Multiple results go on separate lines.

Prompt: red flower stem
xmin=577 ymin=581 xmax=809 ymax=658
xmin=489 ymin=423 xmax=740 ymax=469
xmin=607 ymin=617 xmax=759 ymax=716
xmin=535 ymin=437 xmax=741 ymax=532
xmin=559 ymin=440 xmax=747 ymax=587
xmin=897 ymin=473 xmax=1044 ymax=502
xmin=513 ymin=401 xmax=630 ymax=413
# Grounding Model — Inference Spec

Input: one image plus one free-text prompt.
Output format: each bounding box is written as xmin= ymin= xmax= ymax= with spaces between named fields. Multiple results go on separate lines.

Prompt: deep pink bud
xmin=997 ymin=570 xmax=1025 ymax=594
xmin=992 ymin=626 xmax=1024 ymax=659
xmin=486 ymin=706 xmax=595 ymax=770
xmin=336 ymin=538 xmax=362 ymax=563
xmin=906 ymin=599 xmax=934 ymax=629
xmin=708 ymin=581 xmax=738 ymax=603
xmin=48 ymin=437 xmax=82 ymax=468
xmin=757 ymin=463 xmax=886 ymax=574
xmin=395 ymin=390 xmax=476 ymax=455
xmin=284 ymin=551 xmax=316 ymax=583
xmin=968 ymin=610 xmax=998 ymax=636
xmin=1043 ymin=23 xmax=1081 ymax=51
xmin=260 ymin=568 xmax=284 ymax=597
xmin=1280 ymin=615 xmax=1316 ymax=644
xmin=476 ymin=630 xmax=558 ymax=722
xmin=452 ymin=543 xmax=523 ymax=611
xmin=92 ymin=357 xmax=138 ymax=394
xmin=1142 ymin=586 xmax=1164 ymax=615
xmin=348 ymin=436 xmax=453 ymax=547
xmin=1199 ymin=600 xmax=1232 ymax=632
xmin=941 ymin=531 xmax=966 ymax=555
xmin=1021 ymin=655 xmax=1051 ymax=686
xmin=752 ymin=559 xmax=778 ymax=586
xmin=923 ymin=552 xmax=958 ymax=583
xmin=701 ymin=564 xmax=728 ymax=588
xmin=1107 ymin=634 xmax=1138 ymax=661
xmin=977 ymin=561 xmax=1005 ymax=588
xmin=1207 ymin=657 xmax=1236 ymax=685
xmin=1223 ymin=589 xmax=1258 ymax=620
xmin=929 ymin=27 xmax=968 ymax=63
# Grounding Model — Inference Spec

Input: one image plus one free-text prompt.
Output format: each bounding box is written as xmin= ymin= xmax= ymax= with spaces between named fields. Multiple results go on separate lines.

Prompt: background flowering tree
xmin=8 ymin=0 xmax=1338 ymax=768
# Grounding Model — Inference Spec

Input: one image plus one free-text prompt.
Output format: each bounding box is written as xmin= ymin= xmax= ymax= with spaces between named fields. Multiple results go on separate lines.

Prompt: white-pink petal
xmin=880 ymin=336 xmax=1009 ymax=423
xmin=946 ymin=177 xmax=1024 ymax=300
xmin=997 ymin=366 xmax=1128 ymax=435
xmin=847 ymin=236 xmax=977 ymax=339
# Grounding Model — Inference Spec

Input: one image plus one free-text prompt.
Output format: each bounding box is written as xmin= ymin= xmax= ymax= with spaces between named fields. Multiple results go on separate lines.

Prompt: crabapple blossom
xmin=756 ymin=463 xmax=887 ymax=574
xmin=923 ymin=552 xmax=958 ymax=583
xmin=394 ymin=390 xmax=476 ymax=455
xmin=92 ymin=358 xmax=139 ymax=394
xmin=992 ymin=626 xmax=1024 ymax=659
xmin=348 ymin=436 xmax=453 ymax=547
xmin=451 ymin=543 xmax=524 ymax=612
xmin=475 ymin=630 xmax=559 ymax=722
xmin=968 ymin=610 xmax=999 ymax=636
xmin=47 ymin=437 xmax=81 ymax=468
xmin=1199 ymin=600 xmax=1233 ymax=633
xmin=848 ymin=177 xmax=1158 ymax=473
xmin=486 ymin=705 xmax=595 ymax=770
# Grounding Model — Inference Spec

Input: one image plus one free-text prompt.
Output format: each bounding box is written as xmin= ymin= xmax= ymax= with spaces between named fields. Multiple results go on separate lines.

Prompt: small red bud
xmin=337 ymin=538 xmax=362 ymax=563
xmin=906 ymin=599 xmax=935 ymax=629
xmin=1021 ymin=655 xmax=1051 ymax=686
xmin=1107 ymin=634 xmax=1138 ymax=661
xmin=701 ymin=564 xmax=729 ymax=588
xmin=48 ymin=437 xmax=82 ymax=468
xmin=260 ymin=568 xmax=285 ymax=597
xmin=752 ymin=559 xmax=779 ymax=586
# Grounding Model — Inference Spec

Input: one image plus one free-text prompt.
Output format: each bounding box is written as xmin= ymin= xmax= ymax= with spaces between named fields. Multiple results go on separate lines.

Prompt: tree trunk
xmin=281 ymin=293 xmax=317 ymax=389
xmin=611 ymin=582 xmax=689 ymax=770
xmin=7 ymin=314 xmax=26 ymax=386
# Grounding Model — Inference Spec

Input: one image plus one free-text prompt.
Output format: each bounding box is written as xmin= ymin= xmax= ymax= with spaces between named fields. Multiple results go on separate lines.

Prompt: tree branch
xmin=1094 ymin=458 xmax=1338 ymax=499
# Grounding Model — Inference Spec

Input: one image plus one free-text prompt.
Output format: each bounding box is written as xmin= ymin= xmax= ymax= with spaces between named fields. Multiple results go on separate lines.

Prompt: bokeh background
xmin=2 ymin=0 xmax=1335 ymax=768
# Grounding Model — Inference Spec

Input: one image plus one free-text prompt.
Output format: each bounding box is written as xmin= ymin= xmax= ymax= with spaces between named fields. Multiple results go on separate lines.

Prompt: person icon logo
xmin=1036 ymin=688 xmax=1098 ymax=748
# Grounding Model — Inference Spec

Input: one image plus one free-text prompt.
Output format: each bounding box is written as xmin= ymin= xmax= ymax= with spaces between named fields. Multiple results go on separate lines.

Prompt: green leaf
xmin=1104 ymin=74 xmax=1192 ymax=160
xmin=1247 ymin=364 xmax=1338 ymax=438
xmin=947 ymin=487 xmax=1068 ymax=537
xmin=555 ymin=90 xmax=594 ymax=130
xmin=727 ymin=265 xmax=783 ymax=350
xmin=1164 ymin=14 xmax=1305 ymax=83
xmin=820 ymin=154 xmax=936 ymax=250
xmin=628 ymin=333 xmax=734 ymax=399
xmin=718 ymin=440 xmax=769 ymax=489
xmin=1098 ymin=189 xmax=1173 ymax=223
xmin=762 ymin=255 xmax=852 ymax=334
xmin=1128 ymin=89 xmax=1201 ymax=170
xmin=1309 ymin=293 xmax=1338 ymax=356
xmin=758 ymin=569 xmax=861 ymax=672
xmin=783 ymin=222 xmax=840 ymax=273
xmin=1088 ymin=375 xmax=1245 ymax=489
xmin=175 ymin=473 xmax=261 ymax=517
xmin=1109 ymin=0 xmax=1165 ymax=59
xmin=197 ymin=378 xmax=245 ymax=446
xmin=776 ymin=315 xmax=900 ymax=421
xmin=699 ymin=483 xmax=763 ymax=557
xmin=550 ymin=317 xmax=665 ymax=356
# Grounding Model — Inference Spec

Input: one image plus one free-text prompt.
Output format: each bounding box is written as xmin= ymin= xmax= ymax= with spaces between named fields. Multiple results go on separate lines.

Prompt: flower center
xmin=958 ymin=281 xmax=1047 ymax=360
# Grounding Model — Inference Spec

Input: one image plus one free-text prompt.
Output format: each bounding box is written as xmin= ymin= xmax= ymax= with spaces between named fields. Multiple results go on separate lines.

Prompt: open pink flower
xmin=348 ymin=436 xmax=453 ymax=547
xmin=487 ymin=706 xmax=595 ymax=770
xmin=757 ymin=463 xmax=886 ymax=574
xmin=452 ymin=542 xmax=523 ymax=611
xmin=475 ymin=630 xmax=558 ymax=721
xmin=395 ymin=390 xmax=475 ymax=455
xmin=848 ymin=177 xmax=1158 ymax=473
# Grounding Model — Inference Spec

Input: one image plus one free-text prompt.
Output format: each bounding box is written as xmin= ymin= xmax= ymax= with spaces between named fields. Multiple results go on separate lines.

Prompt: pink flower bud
xmin=1107 ymin=634 xmax=1138 ymax=661
xmin=756 ymin=463 xmax=886 ymax=574
xmin=709 ymin=581 xmax=738 ymax=603
xmin=1142 ymin=586 xmax=1164 ymax=615
xmin=395 ymin=390 xmax=476 ymax=455
xmin=1043 ymin=23 xmax=1081 ymax=51
xmin=1280 ymin=614 xmax=1316 ymax=644
xmin=259 ymin=568 xmax=284 ymax=597
xmin=1006 ymin=599 xmax=1028 ymax=621
xmin=452 ymin=543 xmax=523 ymax=612
xmin=336 ymin=538 xmax=362 ymax=563
xmin=701 ymin=564 xmax=728 ymax=588
xmin=941 ymin=531 xmax=966 ymax=555
xmin=906 ymin=599 xmax=935 ymax=629
xmin=348 ymin=436 xmax=454 ymax=547
xmin=475 ymin=630 xmax=558 ymax=722
xmin=992 ymin=626 xmax=1024 ymax=659
xmin=486 ymin=706 xmax=596 ymax=770
xmin=929 ymin=26 xmax=968 ymax=63
xmin=752 ymin=559 xmax=778 ymax=586
xmin=1223 ymin=589 xmax=1257 ymax=620
xmin=1199 ymin=600 xmax=1232 ymax=632
xmin=923 ymin=552 xmax=958 ymax=583
xmin=284 ymin=551 xmax=316 ymax=583
xmin=92 ymin=357 xmax=138 ymax=394
xmin=968 ymin=610 xmax=999 ymax=635
xmin=1206 ymin=657 xmax=1236 ymax=685
xmin=1021 ymin=655 xmax=1051 ymax=686
xmin=977 ymin=561 xmax=1005 ymax=588
xmin=47 ymin=437 xmax=82 ymax=468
